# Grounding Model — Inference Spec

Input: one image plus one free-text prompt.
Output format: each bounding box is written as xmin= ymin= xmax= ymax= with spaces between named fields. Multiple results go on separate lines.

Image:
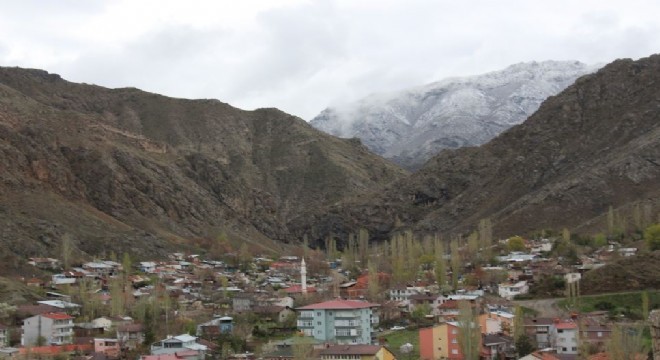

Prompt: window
xmin=572 ymin=347 xmax=577 ymax=351
xmin=597 ymin=332 xmax=603 ymax=337
xmin=451 ymin=338 xmax=457 ymax=344
xmin=317 ymin=321 xmax=322 ymax=325
xmin=562 ymin=347 xmax=567 ymax=351
xmin=452 ymin=349 xmax=458 ymax=355
xmin=317 ymin=312 xmax=321 ymax=316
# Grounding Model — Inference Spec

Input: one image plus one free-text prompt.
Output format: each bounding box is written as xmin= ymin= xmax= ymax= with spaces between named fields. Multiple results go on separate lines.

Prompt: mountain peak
xmin=310 ymin=60 xmax=598 ymax=170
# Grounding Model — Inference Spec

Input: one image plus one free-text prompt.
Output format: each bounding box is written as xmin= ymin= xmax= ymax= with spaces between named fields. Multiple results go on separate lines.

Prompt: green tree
xmin=513 ymin=306 xmax=524 ymax=342
xmin=122 ymin=253 xmax=132 ymax=278
xmin=467 ymin=231 xmax=479 ymax=260
xmin=292 ymin=335 xmax=314 ymax=360
xmin=238 ymin=243 xmax=252 ymax=271
xmin=411 ymin=303 xmax=431 ymax=324
xmin=644 ymin=223 xmax=660 ymax=251
xmin=450 ymin=237 xmax=461 ymax=290
xmin=109 ymin=276 xmax=125 ymax=316
xmin=507 ymin=236 xmax=526 ymax=252
xmin=607 ymin=205 xmax=615 ymax=235
xmin=457 ymin=300 xmax=480 ymax=360
xmin=593 ymin=233 xmax=607 ymax=247
xmin=515 ymin=334 xmax=534 ymax=357
xmin=478 ymin=218 xmax=493 ymax=261
xmin=61 ymin=234 xmax=74 ymax=269
xmin=367 ymin=260 xmax=380 ymax=301
xmin=434 ymin=237 xmax=448 ymax=292
xmin=641 ymin=291 xmax=650 ymax=320
xmin=0 ymin=303 xmax=16 ymax=321
xmin=358 ymin=228 xmax=369 ymax=267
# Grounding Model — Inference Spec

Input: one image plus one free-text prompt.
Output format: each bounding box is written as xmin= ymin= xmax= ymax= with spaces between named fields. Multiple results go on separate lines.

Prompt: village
xmin=0 ymin=228 xmax=657 ymax=360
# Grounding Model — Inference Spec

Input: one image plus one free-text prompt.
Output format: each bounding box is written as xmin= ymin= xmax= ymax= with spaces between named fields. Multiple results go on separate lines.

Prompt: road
xmin=513 ymin=298 xmax=565 ymax=318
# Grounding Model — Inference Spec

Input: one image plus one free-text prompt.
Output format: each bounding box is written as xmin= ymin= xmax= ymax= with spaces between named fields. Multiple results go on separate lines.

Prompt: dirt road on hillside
xmin=513 ymin=298 xmax=565 ymax=318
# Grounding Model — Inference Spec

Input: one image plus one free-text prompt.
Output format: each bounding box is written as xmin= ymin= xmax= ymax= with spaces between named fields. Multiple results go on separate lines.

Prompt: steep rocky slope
xmin=295 ymin=55 xmax=660 ymax=243
xmin=311 ymin=61 xmax=596 ymax=169
xmin=0 ymin=68 xmax=406 ymax=260
xmin=580 ymin=251 xmax=660 ymax=294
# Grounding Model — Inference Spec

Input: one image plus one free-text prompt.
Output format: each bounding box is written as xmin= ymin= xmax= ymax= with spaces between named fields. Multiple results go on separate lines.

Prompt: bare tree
xmin=607 ymin=323 xmax=648 ymax=360
xmin=457 ymin=300 xmax=480 ymax=360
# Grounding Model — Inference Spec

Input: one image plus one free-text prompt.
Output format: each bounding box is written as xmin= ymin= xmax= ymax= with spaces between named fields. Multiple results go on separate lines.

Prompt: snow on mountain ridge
xmin=310 ymin=60 xmax=599 ymax=169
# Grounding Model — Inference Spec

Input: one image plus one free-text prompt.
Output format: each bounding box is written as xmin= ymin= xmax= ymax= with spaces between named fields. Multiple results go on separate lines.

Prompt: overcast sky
xmin=1 ymin=0 xmax=659 ymax=119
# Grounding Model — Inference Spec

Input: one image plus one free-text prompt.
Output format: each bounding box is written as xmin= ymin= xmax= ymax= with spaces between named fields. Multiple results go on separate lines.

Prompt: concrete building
xmin=551 ymin=320 xmax=578 ymax=355
xmin=22 ymin=312 xmax=74 ymax=346
xmin=419 ymin=322 xmax=463 ymax=360
xmin=479 ymin=310 xmax=515 ymax=336
xmin=524 ymin=317 xmax=554 ymax=348
xmin=94 ymin=338 xmax=120 ymax=358
xmin=150 ymin=334 xmax=207 ymax=359
xmin=117 ymin=323 xmax=144 ymax=350
xmin=388 ymin=285 xmax=422 ymax=302
xmin=296 ymin=300 xmax=379 ymax=345
xmin=498 ymin=281 xmax=529 ymax=300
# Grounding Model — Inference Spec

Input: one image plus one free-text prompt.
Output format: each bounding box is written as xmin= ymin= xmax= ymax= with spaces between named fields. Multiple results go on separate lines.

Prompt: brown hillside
xmin=0 ymin=68 xmax=406 ymax=260
xmin=581 ymin=251 xmax=660 ymax=294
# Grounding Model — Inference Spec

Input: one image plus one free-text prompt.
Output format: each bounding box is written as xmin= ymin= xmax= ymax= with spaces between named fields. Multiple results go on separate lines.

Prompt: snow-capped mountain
xmin=310 ymin=61 xmax=599 ymax=169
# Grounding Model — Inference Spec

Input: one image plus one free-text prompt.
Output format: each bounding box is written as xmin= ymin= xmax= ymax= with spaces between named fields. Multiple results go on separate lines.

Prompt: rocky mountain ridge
xmin=0 ymin=67 xmax=406 ymax=261
xmin=295 ymin=55 xmax=660 ymax=243
xmin=311 ymin=60 xmax=598 ymax=169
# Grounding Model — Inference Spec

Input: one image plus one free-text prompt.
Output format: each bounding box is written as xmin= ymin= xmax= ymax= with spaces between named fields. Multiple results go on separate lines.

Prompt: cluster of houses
xmin=0 ymin=235 xmax=644 ymax=360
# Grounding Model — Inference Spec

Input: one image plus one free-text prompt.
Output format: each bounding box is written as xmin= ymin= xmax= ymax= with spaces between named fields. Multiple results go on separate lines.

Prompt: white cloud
xmin=1 ymin=0 xmax=659 ymax=119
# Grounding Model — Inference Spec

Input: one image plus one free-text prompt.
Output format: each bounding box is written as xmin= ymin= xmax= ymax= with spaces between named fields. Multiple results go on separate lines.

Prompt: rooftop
xmin=555 ymin=321 xmax=578 ymax=330
xmin=297 ymin=299 xmax=379 ymax=310
xmin=42 ymin=312 xmax=73 ymax=320
xmin=320 ymin=345 xmax=383 ymax=356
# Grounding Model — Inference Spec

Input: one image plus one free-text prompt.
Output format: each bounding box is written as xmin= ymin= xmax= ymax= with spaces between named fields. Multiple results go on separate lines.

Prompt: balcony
xmin=297 ymin=321 xmax=314 ymax=328
xmin=334 ymin=320 xmax=360 ymax=327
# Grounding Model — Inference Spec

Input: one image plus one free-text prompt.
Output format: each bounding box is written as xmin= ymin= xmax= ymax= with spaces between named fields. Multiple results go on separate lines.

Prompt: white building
xmin=551 ymin=321 xmax=578 ymax=354
xmin=296 ymin=300 xmax=380 ymax=345
xmin=388 ymin=286 xmax=422 ymax=301
xmin=564 ymin=273 xmax=581 ymax=284
xmin=498 ymin=281 xmax=529 ymax=300
xmin=22 ymin=313 xmax=74 ymax=346
xmin=150 ymin=334 xmax=207 ymax=359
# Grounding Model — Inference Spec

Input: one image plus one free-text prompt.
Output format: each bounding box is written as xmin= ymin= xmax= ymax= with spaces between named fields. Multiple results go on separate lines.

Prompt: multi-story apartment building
xmin=419 ymin=322 xmax=463 ymax=360
xmin=551 ymin=321 xmax=578 ymax=355
xmin=296 ymin=300 xmax=379 ymax=345
xmin=524 ymin=317 xmax=554 ymax=348
xmin=22 ymin=312 xmax=74 ymax=346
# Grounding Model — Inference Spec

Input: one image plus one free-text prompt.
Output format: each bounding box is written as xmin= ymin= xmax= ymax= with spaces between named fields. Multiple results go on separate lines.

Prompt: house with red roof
xmin=550 ymin=320 xmax=578 ymax=355
xmin=22 ymin=312 xmax=74 ymax=346
xmin=296 ymin=300 xmax=380 ymax=345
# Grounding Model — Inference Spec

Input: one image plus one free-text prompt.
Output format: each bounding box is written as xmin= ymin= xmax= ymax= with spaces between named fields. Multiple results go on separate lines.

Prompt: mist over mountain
xmin=311 ymin=61 xmax=598 ymax=169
